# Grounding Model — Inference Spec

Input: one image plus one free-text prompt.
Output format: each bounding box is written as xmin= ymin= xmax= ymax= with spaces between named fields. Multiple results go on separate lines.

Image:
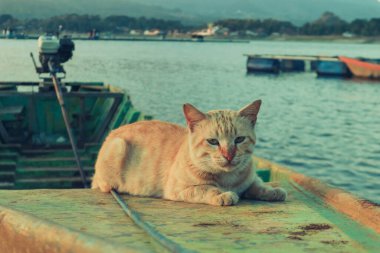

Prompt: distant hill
xmin=1 ymin=0 xmax=379 ymax=25
xmin=137 ymin=0 xmax=380 ymax=25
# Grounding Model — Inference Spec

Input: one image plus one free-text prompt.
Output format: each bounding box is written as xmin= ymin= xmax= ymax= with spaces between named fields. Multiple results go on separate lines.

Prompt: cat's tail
xmin=91 ymin=137 xmax=128 ymax=192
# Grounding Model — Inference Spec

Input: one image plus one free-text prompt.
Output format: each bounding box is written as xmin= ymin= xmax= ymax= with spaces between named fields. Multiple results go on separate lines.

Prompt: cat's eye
xmin=207 ymin=138 xmax=219 ymax=146
xmin=234 ymin=136 xmax=246 ymax=144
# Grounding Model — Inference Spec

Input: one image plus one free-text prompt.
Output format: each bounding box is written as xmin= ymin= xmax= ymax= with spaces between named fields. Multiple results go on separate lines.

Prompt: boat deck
xmin=0 ymin=159 xmax=379 ymax=253
xmin=0 ymin=81 xmax=151 ymax=190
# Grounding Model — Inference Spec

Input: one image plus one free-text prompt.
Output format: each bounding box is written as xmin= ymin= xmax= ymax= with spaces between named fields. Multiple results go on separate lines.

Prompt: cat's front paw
xmin=266 ymin=187 xmax=287 ymax=201
xmin=211 ymin=191 xmax=239 ymax=206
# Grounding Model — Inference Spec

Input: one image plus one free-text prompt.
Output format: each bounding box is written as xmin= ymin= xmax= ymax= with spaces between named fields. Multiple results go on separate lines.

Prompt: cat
xmin=92 ymin=100 xmax=287 ymax=206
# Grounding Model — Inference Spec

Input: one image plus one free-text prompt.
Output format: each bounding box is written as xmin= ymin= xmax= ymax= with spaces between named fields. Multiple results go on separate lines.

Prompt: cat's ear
xmin=238 ymin=99 xmax=262 ymax=125
xmin=183 ymin=103 xmax=206 ymax=131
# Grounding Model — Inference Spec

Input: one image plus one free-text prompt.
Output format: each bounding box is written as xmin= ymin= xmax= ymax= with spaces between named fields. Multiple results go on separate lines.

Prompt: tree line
xmin=215 ymin=12 xmax=380 ymax=37
xmin=0 ymin=14 xmax=186 ymax=33
xmin=1 ymin=12 xmax=380 ymax=36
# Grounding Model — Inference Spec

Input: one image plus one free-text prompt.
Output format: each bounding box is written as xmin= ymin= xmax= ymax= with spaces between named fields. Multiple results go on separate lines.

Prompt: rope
xmin=111 ymin=190 xmax=196 ymax=253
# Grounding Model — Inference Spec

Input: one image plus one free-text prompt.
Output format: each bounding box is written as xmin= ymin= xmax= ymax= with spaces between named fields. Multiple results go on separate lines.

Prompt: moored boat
xmin=245 ymin=54 xmax=350 ymax=75
xmin=339 ymin=56 xmax=380 ymax=79
xmin=245 ymin=54 xmax=380 ymax=80
xmin=0 ymin=35 xmax=150 ymax=189
xmin=1 ymin=38 xmax=379 ymax=253
xmin=0 ymin=81 xmax=150 ymax=189
xmin=246 ymin=56 xmax=280 ymax=73
xmin=315 ymin=60 xmax=352 ymax=78
xmin=0 ymin=157 xmax=378 ymax=253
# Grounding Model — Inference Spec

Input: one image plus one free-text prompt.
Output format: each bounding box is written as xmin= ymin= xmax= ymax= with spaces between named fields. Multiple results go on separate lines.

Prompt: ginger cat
xmin=92 ymin=100 xmax=287 ymax=206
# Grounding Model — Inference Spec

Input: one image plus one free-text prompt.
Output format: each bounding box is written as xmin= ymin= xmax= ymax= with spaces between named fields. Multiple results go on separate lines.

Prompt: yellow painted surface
xmin=0 ymin=206 xmax=137 ymax=253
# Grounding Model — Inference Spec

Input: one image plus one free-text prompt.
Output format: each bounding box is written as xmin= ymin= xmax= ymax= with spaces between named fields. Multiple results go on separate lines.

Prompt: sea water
xmin=1 ymin=39 xmax=379 ymax=203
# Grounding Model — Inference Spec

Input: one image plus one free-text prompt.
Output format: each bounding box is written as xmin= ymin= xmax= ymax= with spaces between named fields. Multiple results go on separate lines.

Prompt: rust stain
xmin=193 ymin=221 xmax=243 ymax=228
xmin=258 ymin=227 xmax=283 ymax=235
xmin=320 ymin=240 xmax=349 ymax=245
xmin=193 ymin=222 xmax=218 ymax=227
xmin=287 ymin=236 xmax=303 ymax=241
xmin=251 ymin=210 xmax=285 ymax=215
xmin=289 ymin=231 xmax=307 ymax=236
xmin=299 ymin=223 xmax=332 ymax=231
xmin=287 ymin=224 xmax=332 ymax=240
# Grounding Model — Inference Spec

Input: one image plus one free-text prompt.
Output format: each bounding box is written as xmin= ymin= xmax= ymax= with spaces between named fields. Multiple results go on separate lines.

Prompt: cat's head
xmin=183 ymin=100 xmax=261 ymax=174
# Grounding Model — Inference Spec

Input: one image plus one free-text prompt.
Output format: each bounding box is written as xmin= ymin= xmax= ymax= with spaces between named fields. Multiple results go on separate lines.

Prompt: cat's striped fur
xmin=92 ymin=100 xmax=287 ymax=206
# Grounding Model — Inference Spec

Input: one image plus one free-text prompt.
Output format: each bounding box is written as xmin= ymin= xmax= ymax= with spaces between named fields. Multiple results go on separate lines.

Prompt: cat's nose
xmin=223 ymin=154 xmax=234 ymax=162
xmin=220 ymin=147 xmax=236 ymax=162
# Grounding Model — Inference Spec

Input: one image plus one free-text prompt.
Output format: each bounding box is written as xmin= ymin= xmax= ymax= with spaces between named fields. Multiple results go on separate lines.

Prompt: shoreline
xmin=1 ymin=34 xmax=379 ymax=44
xmin=259 ymin=35 xmax=380 ymax=44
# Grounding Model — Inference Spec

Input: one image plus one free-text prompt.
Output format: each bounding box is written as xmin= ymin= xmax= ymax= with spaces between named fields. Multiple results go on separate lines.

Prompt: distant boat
xmin=191 ymin=34 xmax=204 ymax=42
xmin=339 ymin=56 xmax=380 ymax=79
xmin=315 ymin=59 xmax=351 ymax=78
xmin=245 ymin=54 xmax=348 ymax=75
xmin=246 ymin=56 xmax=280 ymax=73
xmin=244 ymin=54 xmax=380 ymax=80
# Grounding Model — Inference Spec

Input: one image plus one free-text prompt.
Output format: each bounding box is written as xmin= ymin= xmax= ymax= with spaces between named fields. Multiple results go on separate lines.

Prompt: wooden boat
xmin=0 ymin=81 xmax=150 ymax=189
xmin=0 ymin=157 xmax=378 ymax=253
xmin=0 ymin=40 xmax=378 ymax=251
xmin=339 ymin=56 xmax=380 ymax=79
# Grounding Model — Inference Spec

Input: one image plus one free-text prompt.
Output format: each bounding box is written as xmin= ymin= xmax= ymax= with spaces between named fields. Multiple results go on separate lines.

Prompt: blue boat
xmin=280 ymin=59 xmax=305 ymax=72
xmin=247 ymin=57 xmax=280 ymax=73
xmin=316 ymin=60 xmax=352 ymax=77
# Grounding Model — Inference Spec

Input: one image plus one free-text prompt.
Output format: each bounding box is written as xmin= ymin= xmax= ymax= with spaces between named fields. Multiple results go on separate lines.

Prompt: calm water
xmin=1 ymin=39 xmax=379 ymax=203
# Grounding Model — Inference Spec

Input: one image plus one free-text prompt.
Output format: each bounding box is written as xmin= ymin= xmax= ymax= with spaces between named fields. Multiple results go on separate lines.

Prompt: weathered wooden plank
xmin=0 ymin=106 xmax=25 ymax=117
xmin=0 ymin=159 xmax=378 ymax=253
xmin=0 ymin=189 xmax=160 ymax=252
xmin=0 ymin=205 xmax=139 ymax=253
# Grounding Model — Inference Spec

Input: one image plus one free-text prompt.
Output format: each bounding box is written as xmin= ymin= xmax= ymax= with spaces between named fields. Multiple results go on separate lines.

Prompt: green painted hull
xmin=0 ymin=158 xmax=378 ymax=253
xmin=0 ymin=81 xmax=150 ymax=189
